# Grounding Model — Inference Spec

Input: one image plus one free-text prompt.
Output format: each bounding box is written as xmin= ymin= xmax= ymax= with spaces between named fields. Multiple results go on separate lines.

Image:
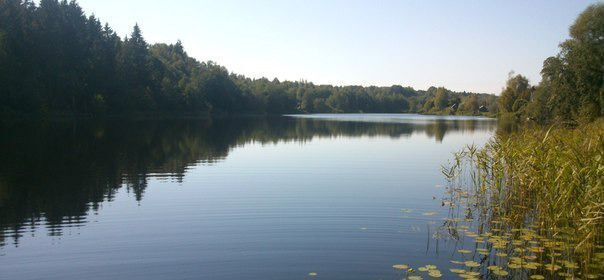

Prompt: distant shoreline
xmin=1 ymin=111 xmax=495 ymax=122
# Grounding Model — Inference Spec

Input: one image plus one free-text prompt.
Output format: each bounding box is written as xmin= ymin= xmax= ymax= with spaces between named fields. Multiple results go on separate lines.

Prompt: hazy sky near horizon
xmin=75 ymin=0 xmax=599 ymax=94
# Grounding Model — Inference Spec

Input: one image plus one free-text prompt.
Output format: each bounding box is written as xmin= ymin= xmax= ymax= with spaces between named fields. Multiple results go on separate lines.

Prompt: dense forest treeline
xmin=0 ymin=0 xmax=497 ymax=117
xmin=497 ymin=3 xmax=603 ymax=125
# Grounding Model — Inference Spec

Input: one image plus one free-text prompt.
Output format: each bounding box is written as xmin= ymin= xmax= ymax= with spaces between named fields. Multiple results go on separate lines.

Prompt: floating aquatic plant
xmin=393 ymin=264 xmax=409 ymax=270
xmin=434 ymin=121 xmax=604 ymax=279
xmin=391 ymin=122 xmax=603 ymax=279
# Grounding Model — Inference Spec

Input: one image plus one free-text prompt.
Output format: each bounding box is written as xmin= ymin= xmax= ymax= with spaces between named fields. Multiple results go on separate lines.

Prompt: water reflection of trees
xmin=0 ymin=117 xmax=496 ymax=246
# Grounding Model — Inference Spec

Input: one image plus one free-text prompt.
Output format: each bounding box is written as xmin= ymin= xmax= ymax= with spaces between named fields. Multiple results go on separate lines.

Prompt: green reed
xmin=391 ymin=121 xmax=603 ymax=279
xmin=438 ymin=120 xmax=604 ymax=279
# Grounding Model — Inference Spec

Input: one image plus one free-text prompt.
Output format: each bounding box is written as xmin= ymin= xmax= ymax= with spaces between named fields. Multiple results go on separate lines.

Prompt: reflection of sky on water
xmin=0 ymin=115 xmax=497 ymax=280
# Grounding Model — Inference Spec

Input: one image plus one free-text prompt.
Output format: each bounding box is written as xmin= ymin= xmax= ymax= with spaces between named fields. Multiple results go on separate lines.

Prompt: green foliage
xmin=446 ymin=120 xmax=604 ymax=276
xmin=508 ymin=3 xmax=604 ymax=124
xmin=498 ymin=73 xmax=533 ymax=115
xmin=0 ymin=29 xmax=5 ymax=58
xmin=565 ymin=4 xmax=604 ymax=120
xmin=0 ymin=0 xmax=497 ymax=117
xmin=460 ymin=94 xmax=479 ymax=114
xmin=434 ymin=87 xmax=449 ymax=110
xmin=422 ymin=99 xmax=434 ymax=112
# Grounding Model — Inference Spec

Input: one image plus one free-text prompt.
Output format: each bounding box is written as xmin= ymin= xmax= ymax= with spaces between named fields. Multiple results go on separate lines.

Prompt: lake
xmin=0 ymin=114 xmax=497 ymax=280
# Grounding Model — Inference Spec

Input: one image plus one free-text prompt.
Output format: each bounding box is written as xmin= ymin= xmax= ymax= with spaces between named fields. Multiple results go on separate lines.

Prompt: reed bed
xmin=391 ymin=121 xmax=603 ymax=279
xmin=436 ymin=120 xmax=604 ymax=279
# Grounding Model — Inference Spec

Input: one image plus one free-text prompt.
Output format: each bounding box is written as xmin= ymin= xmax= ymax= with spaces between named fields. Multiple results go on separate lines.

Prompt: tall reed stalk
xmin=443 ymin=120 xmax=604 ymax=279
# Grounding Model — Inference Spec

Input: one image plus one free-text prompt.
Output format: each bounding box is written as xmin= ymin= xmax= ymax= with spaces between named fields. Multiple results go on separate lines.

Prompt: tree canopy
xmin=0 ymin=0 xmax=496 ymax=117
xmin=500 ymin=3 xmax=604 ymax=124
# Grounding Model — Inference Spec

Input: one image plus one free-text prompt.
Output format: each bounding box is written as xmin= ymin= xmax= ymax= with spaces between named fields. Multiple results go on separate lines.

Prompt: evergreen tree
xmin=0 ymin=0 xmax=500 ymax=117
xmin=117 ymin=24 xmax=153 ymax=110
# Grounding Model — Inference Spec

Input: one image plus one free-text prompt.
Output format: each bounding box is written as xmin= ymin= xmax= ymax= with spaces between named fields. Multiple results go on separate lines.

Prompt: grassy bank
xmin=441 ymin=120 xmax=604 ymax=279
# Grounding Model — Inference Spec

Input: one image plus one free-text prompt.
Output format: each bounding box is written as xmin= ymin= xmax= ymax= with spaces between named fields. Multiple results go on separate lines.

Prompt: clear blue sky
xmin=75 ymin=0 xmax=599 ymax=94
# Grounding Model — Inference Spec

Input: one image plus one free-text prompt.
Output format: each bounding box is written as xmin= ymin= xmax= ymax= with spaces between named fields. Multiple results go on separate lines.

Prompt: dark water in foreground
xmin=0 ymin=114 xmax=496 ymax=280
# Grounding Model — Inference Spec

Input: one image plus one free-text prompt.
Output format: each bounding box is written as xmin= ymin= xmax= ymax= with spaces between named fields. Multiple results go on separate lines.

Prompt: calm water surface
xmin=0 ymin=114 xmax=497 ymax=280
